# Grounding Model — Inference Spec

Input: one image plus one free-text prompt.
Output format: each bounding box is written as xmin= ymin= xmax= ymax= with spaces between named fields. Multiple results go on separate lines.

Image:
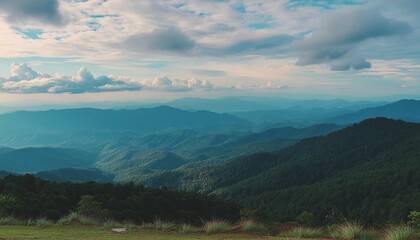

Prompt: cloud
xmin=0 ymin=0 xmax=67 ymax=26
xmin=0 ymin=64 xmax=141 ymax=93
xmin=222 ymin=34 xmax=295 ymax=55
xmin=142 ymin=76 xmax=218 ymax=92
xmin=295 ymin=7 xmax=412 ymax=71
xmin=0 ymin=63 xmax=229 ymax=94
xmin=122 ymin=27 xmax=196 ymax=53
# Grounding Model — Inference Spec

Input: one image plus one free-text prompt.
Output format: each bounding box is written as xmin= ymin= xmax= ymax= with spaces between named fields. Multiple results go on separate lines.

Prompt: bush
xmin=241 ymin=220 xmax=265 ymax=232
xmin=407 ymin=211 xmax=420 ymax=228
xmin=384 ymin=226 xmax=414 ymax=240
xmin=295 ymin=211 xmax=316 ymax=227
xmin=288 ymin=227 xmax=323 ymax=238
xmin=204 ymin=220 xmax=231 ymax=234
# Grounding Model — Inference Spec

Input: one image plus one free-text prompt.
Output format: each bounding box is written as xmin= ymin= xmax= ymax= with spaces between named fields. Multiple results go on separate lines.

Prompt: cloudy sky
xmin=0 ymin=0 xmax=419 ymax=104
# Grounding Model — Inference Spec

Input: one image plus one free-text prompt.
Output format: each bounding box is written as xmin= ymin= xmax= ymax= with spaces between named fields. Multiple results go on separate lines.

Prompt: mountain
xmin=0 ymin=147 xmax=97 ymax=173
xmin=0 ymin=106 xmax=252 ymax=148
xmin=141 ymin=118 xmax=420 ymax=225
xmin=34 ymin=168 xmax=114 ymax=182
xmin=164 ymin=97 xmax=385 ymax=113
xmin=97 ymin=123 xmax=342 ymax=182
xmin=327 ymin=99 xmax=420 ymax=124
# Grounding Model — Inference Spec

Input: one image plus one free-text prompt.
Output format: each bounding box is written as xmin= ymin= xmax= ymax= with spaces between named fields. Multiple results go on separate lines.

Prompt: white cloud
xmin=0 ymin=63 xmax=229 ymax=94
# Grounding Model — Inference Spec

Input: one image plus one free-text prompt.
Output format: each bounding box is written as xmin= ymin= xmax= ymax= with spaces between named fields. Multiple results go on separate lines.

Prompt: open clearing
xmin=0 ymin=226 xmax=326 ymax=240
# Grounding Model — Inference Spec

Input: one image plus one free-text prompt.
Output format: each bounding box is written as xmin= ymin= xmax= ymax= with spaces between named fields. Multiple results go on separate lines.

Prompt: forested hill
xmin=142 ymin=118 xmax=420 ymax=225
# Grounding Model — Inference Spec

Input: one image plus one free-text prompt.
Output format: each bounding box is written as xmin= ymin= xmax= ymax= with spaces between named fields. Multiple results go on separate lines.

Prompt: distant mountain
xmin=142 ymin=118 xmax=420 ymax=225
xmin=327 ymin=99 xmax=420 ymax=124
xmin=35 ymin=168 xmax=114 ymax=182
xmin=165 ymin=97 xmax=385 ymax=113
xmin=0 ymin=106 xmax=252 ymax=148
xmin=0 ymin=147 xmax=97 ymax=173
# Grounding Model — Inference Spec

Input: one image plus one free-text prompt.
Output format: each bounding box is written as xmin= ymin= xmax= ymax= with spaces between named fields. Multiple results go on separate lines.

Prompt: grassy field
xmin=0 ymin=225 xmax=324 ymax=240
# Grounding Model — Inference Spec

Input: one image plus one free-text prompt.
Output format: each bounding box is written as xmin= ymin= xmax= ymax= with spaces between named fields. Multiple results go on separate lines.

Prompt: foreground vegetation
xmin=0 ymin=174 xmax=239 ymax=224
xmin=0 ymin=216 xmax=418 ymax=240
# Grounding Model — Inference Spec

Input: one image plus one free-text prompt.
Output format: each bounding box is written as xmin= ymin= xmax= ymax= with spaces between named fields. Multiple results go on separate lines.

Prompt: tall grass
xmin=241 ymin=220 xmax=265 ymax=232
xmin=0 ymin=216 xmax=26 ymax=226
xmin=35 ymin=218 xmax=55 ymax=227
xmin=384 ymin=226 xmax=414 ymax=240
xmin=57 ymin=212 xmax=99 ymax=226
xmin=330 ymin=222 xmax=365 ymax=239
xmin=179 ymin=224 xmax=197 ymax=233
xmin=204 ymin=220 xmax=231 ymax=234
xmin=287 ymin=227 xmax=324 ymax=238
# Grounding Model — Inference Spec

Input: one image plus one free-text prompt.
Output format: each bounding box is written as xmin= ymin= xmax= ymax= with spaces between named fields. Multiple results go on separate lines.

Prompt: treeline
xmin=0 ymin=174 xmax=240 ymax=224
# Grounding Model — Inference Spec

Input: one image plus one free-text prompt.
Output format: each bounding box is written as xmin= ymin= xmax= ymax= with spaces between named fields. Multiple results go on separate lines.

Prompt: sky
xmin=0 ymin=0 xmax=419 ymax=105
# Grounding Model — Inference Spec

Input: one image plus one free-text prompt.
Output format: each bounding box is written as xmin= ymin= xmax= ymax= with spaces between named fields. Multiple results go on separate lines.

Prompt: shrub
xmin=288 ymin=227 xmax=323 ymax=238
xmin=384 ymin=226 xmax=414 ymax=240
xmin=151 ymin=219 xmax=175 ymax=231
xmin=296 ymin=211 xmax=316 ymax=227
xmin=204 ymin=220 xmax=231 ymax=234
xmin=407 ymin=211 xmax=420 ymax=228
xmin=102 ymin=219 xmax=123 ymax=229
xmin=240 ymin=208 xmax=258 ymax=220
xmin=241 ymin=220 xmax=265 ymax=232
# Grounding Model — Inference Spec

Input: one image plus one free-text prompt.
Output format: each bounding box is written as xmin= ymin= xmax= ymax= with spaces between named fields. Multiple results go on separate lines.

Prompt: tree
xmin=76 ymin=195 xmax=107 ymax=219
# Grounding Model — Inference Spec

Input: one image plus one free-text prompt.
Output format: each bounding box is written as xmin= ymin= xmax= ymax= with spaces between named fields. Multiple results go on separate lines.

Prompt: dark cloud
xmin=123 ymin=27 xmax=196 ymax=53
xmin=0 ymin=0 xmax=67 ymax=26
xmin=295 ymin=7 xmax=412 ymax=71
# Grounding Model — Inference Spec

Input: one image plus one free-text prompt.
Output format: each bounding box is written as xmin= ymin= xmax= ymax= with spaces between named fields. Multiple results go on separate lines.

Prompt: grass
xmin=330 ymin=222 xmax=365 ymax=239
xmin=0 ymin=216 xmax=26 ymax=226
xmin=384 ymin=226 xmax=414 ymax=240
xmin=204 ymin=220 xmax=231 ymax=234
xmin=57 ymin=212 xmax=99 ymax=226
xmin=0 ymin=225 xmax=299 ymax=240
xmin=178 ymin=224 xmax=197 ymax=233
xmin=36 ymin=218 xmax=55 ymax=227
xmin=287 ymin=227 xmax=324 ymax=238
xmin=241 ymin=220 xmax=265 ymax=232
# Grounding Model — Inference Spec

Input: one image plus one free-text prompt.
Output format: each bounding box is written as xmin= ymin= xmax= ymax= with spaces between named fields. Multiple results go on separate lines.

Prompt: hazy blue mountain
xmin=327 ymin=99 xmax=420 ymax=124
xmin=166 ymin=97 xmax=269 ymax=113
xmin=34 ymin=168 xmax=114 ymax=182
xmin=0 ymin=147 xmax=97 ymax=173
xmin=165 ymin=97 xmax=385 ymax=113
xmin=0 ymin=106 xmax=252 ymax=148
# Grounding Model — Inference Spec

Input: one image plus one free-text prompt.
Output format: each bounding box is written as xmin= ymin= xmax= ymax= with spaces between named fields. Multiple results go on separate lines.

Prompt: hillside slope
xmin=142 ymin=118 xmax=420 ymax=225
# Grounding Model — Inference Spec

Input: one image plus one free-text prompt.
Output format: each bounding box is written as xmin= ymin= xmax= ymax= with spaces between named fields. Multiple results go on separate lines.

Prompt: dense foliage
xmin=143 ymin=118 xmax=420 ymax=226
xmin=0 ymin=174 xmax=240 ymax=224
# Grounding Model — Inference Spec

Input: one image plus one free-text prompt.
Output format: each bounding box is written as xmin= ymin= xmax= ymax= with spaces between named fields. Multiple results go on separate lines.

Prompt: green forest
xmin=0 ymin=174 xmax=239 ymax=224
